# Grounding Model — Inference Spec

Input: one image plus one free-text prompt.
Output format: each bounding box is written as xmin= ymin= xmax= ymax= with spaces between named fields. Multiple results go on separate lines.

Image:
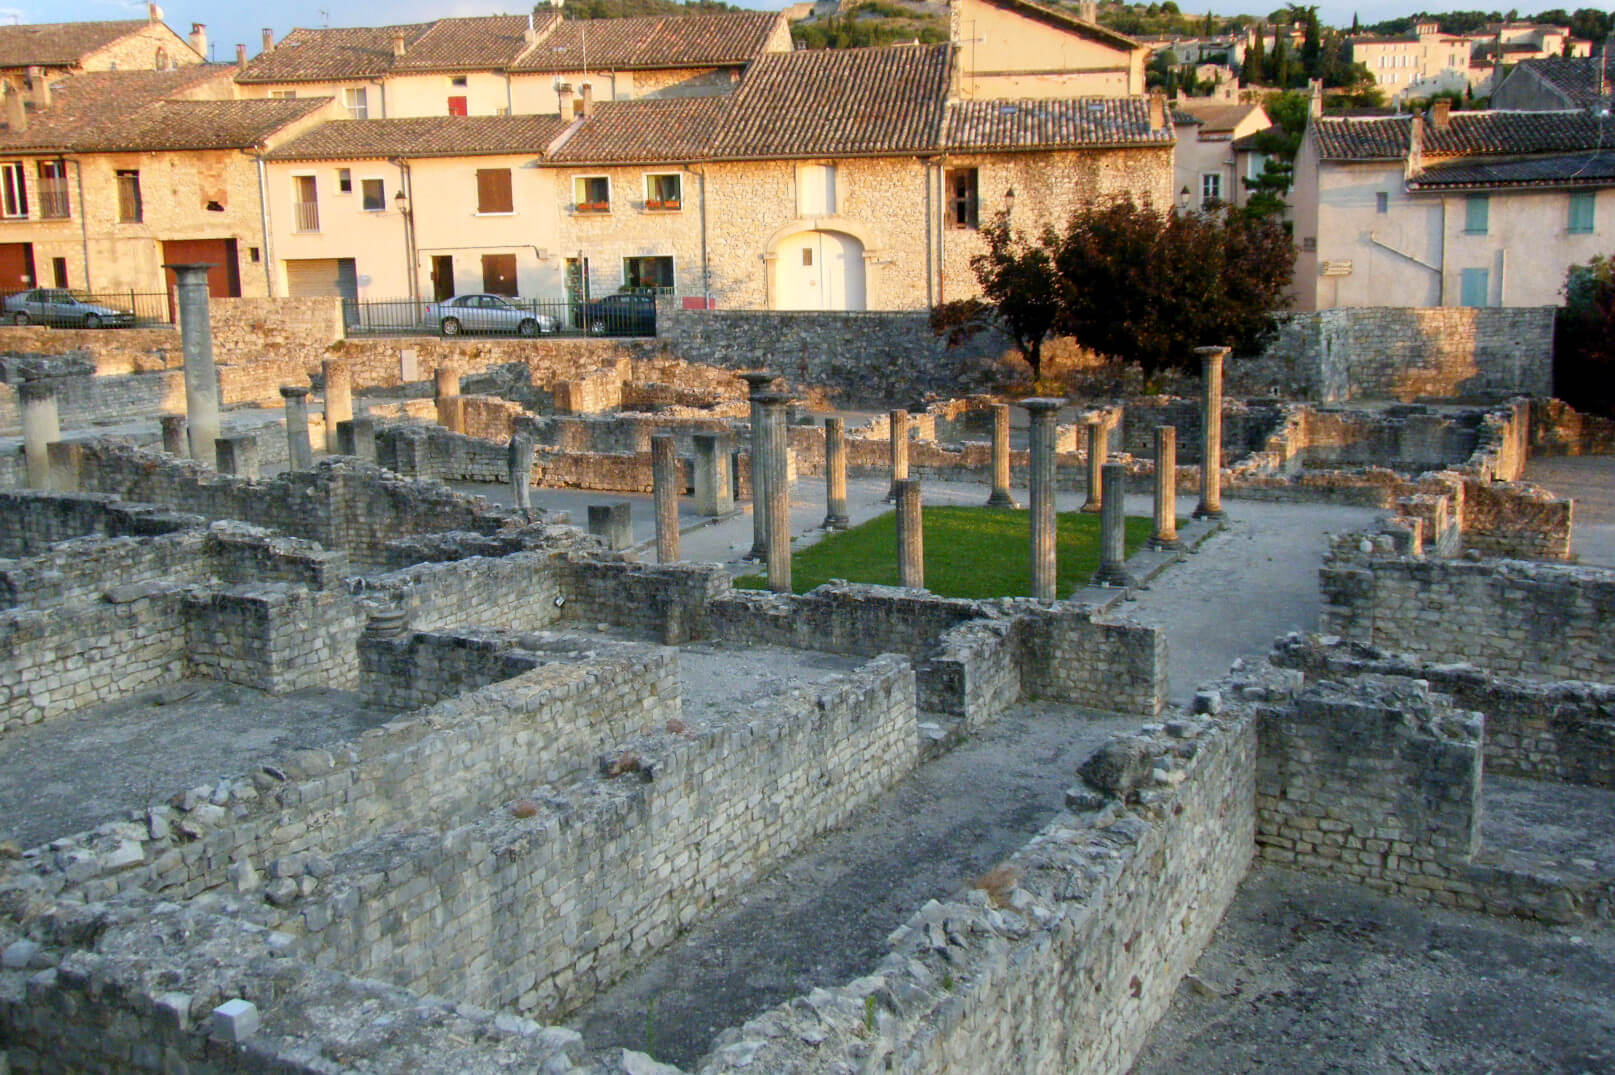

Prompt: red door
xmin=448 ymin=96 xmax=468 ymax=116
xmin=0 ymin=242 xmax=35 ymax=291
xmin=161 ymin=239 xmax=241 ymax=298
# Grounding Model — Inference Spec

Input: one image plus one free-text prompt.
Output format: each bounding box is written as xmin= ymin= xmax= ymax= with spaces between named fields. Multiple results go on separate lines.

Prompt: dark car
xmin=580 ymin=292 xmax=656 ymax=337
xmin=2 ymin=289 xmax=136 ymax=328
xmin=424 ymin=294 xmax=557 ymax=337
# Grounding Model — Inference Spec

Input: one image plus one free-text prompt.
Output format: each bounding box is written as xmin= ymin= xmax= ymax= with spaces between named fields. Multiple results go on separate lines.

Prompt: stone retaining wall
xmin=183 ymin=586 xmax=363 ymax=694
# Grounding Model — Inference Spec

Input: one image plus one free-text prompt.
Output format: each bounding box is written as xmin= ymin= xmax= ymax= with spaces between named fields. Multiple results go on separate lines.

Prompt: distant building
xmin=1171 ymin=96 xmax=1272 ymax=211
xmin=1350 ymin=20 xmax=1473 ymax=105
xmin=0 ymin=6 xmax=203 ymax=81
xmin=951 ymin=0 xmax=1149 ymax=99
xmin=1491 ymin=54 xmax=1615 ymax=111
xmin=1292 ymin=102 xmax=1614 ymax=311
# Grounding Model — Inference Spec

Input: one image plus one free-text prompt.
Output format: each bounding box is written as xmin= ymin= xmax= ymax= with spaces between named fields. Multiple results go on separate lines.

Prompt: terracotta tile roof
xmin=547 ymin=96 xmax=726 ymax=164
xmin=1409 ymin=150 xmax=1615 ymax=189
xmin=0 ymin=19 xmax=154 ymax=69
xmin=1311 ymin=114 xmax=1413 ymax=161
xmin=238 ymin=14 xmax=561 ymax=83
xmin=705 ymin=44 xmax=952 ymax=160
xmin=73 ymin=98 xmax=331 ymax=152
xmin=0 ymin=66 xmax=235 ymax=152
xmin=264 ymin=115 xmax=571 ymax=161
xmin=972 ymin=0 xmax=1143 ymax=52
xmin=1421 ymin=109 xmax=1615 ymax=158
xmin=945 ymin=98 xmax=1172 ymax=151
xmin=1173 ymin=99 xmax=1262 ymax=133
xmin=1501 ymin=55 xmax=1615 ymax=109
xmin=511 ymin=11 xmax=781 ymax=72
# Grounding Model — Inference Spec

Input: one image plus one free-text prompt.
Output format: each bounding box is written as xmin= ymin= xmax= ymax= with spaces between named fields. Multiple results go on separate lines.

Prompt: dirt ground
xmin=1133 ymin=863 xmax=1615 ymax=1075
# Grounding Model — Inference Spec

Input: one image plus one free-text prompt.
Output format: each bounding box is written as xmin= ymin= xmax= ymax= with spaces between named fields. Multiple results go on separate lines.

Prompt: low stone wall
xmin=183 ymin=585 xmax=363 ymax=693
xmin=0 ymin=530 xmax=207 ymax=609
xmin=288 ymin=654 xmax=918 ymax=1021
xmin=358 ymin=629 xmax=544 ymax=710
xmin=0 ymin=369 xmax=186 ymax=435
xmin=1250 ymin=307 xmax=1554 ymax=402
xmin=1319 ymin=542 xmax=1615 ymax=681
xmin=1531 ymin=397 xmax=1615 ymax=457
xmin=1018 ymin=605 xmax=1168 ymax=717
xmin=364 ymin=550 xmax=568 ymax=635
xmin=1272 ymin=634 xmax=1615 ymax=788
xmin=0 ymin=488 xmax=201 ymax=557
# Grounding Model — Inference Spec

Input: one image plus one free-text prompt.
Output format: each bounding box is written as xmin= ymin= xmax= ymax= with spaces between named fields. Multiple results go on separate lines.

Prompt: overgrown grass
xmin=735 ymin=506 xmax=1156 ymax=599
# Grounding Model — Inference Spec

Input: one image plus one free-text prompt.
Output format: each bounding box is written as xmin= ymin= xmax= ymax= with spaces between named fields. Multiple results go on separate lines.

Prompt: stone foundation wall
xmin=183 ymin=586 xmax=363 ymax=693
xmin=1530 ymin=397 xmax=1615 ymax=457
xmin=0 ymin=531 xmax=207 ymax=610
xmin=561 ymin=558 xmax=732 ymax=643
xmin=365 ymin=551 xmax=568 ymax=634
xmin=1319 ymin=544 xmax=1615 ymax=680
xmin=1018 ymin=606 xmax=1168 ymax=716
xmin=1255 ymin=676 xmax=1485 ymax=908
xmin=288 ymin=655 xmax=918 ymax=1020
xmin=0 ymin=489 xmax=201 ymax=557
xmin=704 ymin=584 xmax=987 ymax=659
xmin=0 ymin=370 xmax=186 ymax=435
xmin=358 ymin=630 xmax=545 ymax=710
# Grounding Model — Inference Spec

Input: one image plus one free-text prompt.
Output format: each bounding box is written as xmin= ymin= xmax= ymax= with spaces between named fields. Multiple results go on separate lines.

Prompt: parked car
xmin=3 ymin=289 xmax=136 ymax=328
xmin=425 ymin=294 xmax=556 ymax=337
xmin=580 ymin=292 xmax=657 ymax=336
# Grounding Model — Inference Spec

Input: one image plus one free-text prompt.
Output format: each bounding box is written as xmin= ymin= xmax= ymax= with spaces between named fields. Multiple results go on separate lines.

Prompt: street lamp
xmin=393 ymin=189 xmax=410 ymax=216
xmin=1179 ymin=185 xmax=1192 ymax=210
xmin=1004 ymin=187 xmax=1016 ymax=217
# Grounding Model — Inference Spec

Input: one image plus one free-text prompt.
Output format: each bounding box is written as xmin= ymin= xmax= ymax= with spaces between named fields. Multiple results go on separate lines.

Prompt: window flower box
xmin=644 ymin=199 xmax=681 ymax=211
xmin=576 ymin=201 xmax=610 ymax=213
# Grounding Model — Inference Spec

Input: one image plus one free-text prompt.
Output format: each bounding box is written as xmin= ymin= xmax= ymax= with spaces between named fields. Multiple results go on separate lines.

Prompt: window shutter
xmin=477 ymin=169 xmax=512 ymax=213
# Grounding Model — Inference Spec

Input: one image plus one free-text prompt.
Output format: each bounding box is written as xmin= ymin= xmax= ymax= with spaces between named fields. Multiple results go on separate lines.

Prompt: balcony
xmin=39 ymin=181 xmax=70 ymax=220
xmin=293 ymin=200 xmax=320 ymax=233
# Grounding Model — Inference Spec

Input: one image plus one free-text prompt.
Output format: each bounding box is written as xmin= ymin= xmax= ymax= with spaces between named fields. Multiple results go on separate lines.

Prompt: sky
xmin=9 ymin=0 xmax=1600 ymax=66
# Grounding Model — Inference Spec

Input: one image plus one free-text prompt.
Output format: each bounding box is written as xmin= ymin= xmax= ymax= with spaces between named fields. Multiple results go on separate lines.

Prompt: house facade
xmin=1350 ymin=21 xmax=1473 ymax=104
xmin=950 ymin=0 xmax=1148 ymax=99
xmin=1492 ymin=54 xmax=1614 ymax=111
xmin=1171 ymin=96 xmax=1272 ymax=210
xmin=1292 ymin=103 xmax=1614 ymax=311
xmin=0 ymin=9 xmax=203 ymax=82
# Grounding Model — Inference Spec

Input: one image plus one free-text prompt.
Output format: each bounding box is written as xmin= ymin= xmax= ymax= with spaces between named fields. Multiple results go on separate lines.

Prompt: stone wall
xmin=1250 ymin=307 xmax=1555 ymax=402
xmin=1256 ymin=676 xmax=1485 ymax=908
xmin=0 ymin=531 xmax=207 ymax=610
xmin=364 ymin=551 xmax=568 ymax=635
xmin=1319 ymin=542 xmax=1615 ymax=681
xmin=1272 ymin=634 xmax=1615 ymax=789
xmin=183 ymin=586 xmax=364 ymax=693
xmin=1530 ymin=397 xmax=1615 ymax=457
xmin=358 ymin=630 xmax=545 ymax=710
xmin=0 ymin=369 xmax=186 ymax=435
xmin=1018 ymin=605 xmax=1169 ymax=717
xmin=0 ymin=489 xmax=201 ymax=557
xmin=288 ymin=654 xmax=918 ymax=1021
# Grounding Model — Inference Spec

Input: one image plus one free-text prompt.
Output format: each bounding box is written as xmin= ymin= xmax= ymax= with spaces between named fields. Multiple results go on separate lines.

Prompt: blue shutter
xmin=1460 ymin=268 xmax=1489 ymax=308
xmin=1464 ymin=194 xmax=1489 ymax=234
xmin=1569 ymin=192 xmax=1595 ymax=234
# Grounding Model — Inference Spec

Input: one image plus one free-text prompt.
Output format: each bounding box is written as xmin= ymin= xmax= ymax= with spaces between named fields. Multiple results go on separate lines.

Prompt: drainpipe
xmin=256 ymin=155 xmax=276 ymax=296
xmin=391 ymin=158 xmax=418 ymax=304
xmin=71 ymin=159 xmax=91 ymax=290
xmin=696 ymin=164 xmax=709 ymax=307
xmin=923 ymin=158 xmax=934 ymax=308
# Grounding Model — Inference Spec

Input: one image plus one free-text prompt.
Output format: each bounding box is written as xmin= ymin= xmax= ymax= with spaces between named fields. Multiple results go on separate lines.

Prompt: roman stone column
xmin=1149 ymin=425 xmax=1182 ymax=551
xmin=280 ymin=385 xmax=313 ymax=470
xmin=823 ymin=416 xmax=850 ymax=529
xmin=436 ymin=395 xmax=465 ymax=434
xmin=1194 ymin=345 xmax=1228 ymax=520
xmin=1093 ymin=462 xmax=1133 ymax=587
xmin=19 ymin=380 xmax=59 ymax=490
xmin=322 ymin=358 xmax=352 ymax=455
xmin=986 ymin=402 xmax=1018 ymax=508
xmin=167 ymin=263 xmax=219 ymax=462
xmin=692 ymin=431 xmax=734 ymax=517
xmin=741 ymin=371 xmax=776 ymax=560
xmin=215 ymin=433 xmax=258 ymax=478
xmin=159 ymin=414 xmax=187 ymax=456
xmin=885 ymin=409 xmax=910 ymax=501
xmin=508 ymin=434 xmax=534 ymax=517
xmin=896 ymin=478 xmax=924 ymax=590
xmin=1022 ymin=397 xmax=1062 ymax=602
xmin=759 ymin=392 xmax=793 ymax=593
xmin=1080 ymin=418 xmax=1107 ymax=513
xmin=651 ymin=433 xmax=679 ymax=563
xmin=434 ymin=366 xmax=460 ymax=402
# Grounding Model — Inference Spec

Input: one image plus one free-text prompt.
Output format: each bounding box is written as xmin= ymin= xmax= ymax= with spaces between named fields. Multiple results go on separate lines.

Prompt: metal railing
xmin=343 ymin=293 xmax=659 ymax=338
xmin=38 ymin=181 xmax=70 ymax=219
xmin=292 ymin=200 xmax=320 ymax=233
xmin=0 ymin=288 xmax=174 ymax=328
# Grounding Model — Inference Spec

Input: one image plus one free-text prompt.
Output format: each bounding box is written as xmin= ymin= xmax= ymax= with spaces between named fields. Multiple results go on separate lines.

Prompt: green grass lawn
xmin=735 ymin=506 xmax=1156 ymax=599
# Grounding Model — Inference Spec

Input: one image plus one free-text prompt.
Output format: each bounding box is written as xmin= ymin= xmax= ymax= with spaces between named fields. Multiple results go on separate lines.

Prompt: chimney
xmin=558 ymin=82 xmax=575 ymax=119
xmin=261 ymin=28 xmax=274 ymax=54
xmin=1308 ymin=77 xmax=1323 ymax=118
xmin=148 ymin=2 xmax=161 ymax=22
xmin=236 ymin=43 xmax=248 ymax=71
xmin=26 ymin=66 xmax=49 ymax=110
xmin=1147 ymin=91 xmax=1165 ymax=131
xmin=1079 ymin=1 xmax=1097 ymax=21
xmin=579 ymin=81 xmax=594 ymax=117
xmin=4 ymin=82 xmax=25 ymax=133
xmin=392 ymin=31 xmax=406 ymax=59
xmin=1431 ymin=97 xmax=1452 ymax=129
xmin=524 ymin=12 xmax=538 ymax=46
xmin=189 ymin=23 xmax=207 ymax=59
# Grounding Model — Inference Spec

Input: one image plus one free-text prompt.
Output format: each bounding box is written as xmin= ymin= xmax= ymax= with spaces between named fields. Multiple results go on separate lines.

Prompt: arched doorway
xmin=774 ymin=230 xmax=866 ymax=311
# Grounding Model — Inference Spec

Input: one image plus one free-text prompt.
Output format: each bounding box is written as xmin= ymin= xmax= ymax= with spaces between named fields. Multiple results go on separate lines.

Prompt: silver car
xmin=425 ymin=294 xmax=556 ymax=337
xmin=3 ymin=289 xmax=136 ymax=328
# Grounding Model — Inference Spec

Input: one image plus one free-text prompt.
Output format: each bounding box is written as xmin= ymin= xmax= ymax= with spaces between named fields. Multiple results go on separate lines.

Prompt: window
xmin=51 ymin=257 xmax=67 ymax=287
xmin=337 ymin=168 xmax=352 ymax=194
xmin=448 ymin=96 xmax=468 ymax=117
xmin=802 ymin=247 xmax=813 ymax=266
xmin=644 ymin=173 xmax=682 ymax=210
xmin=623 ymin=255 xmax=674 ymax=290
xmin=343 ymin=87 xmax=369 ymax=120
xmin=293 ymin=174 xmax=319 ymax=232
xmin=1301 ymin=236 xmax=1317 ymax=252
xmin=116 ymin=170 xmax=142 ymax=223
xmin=0 ymin=162 xmax=27 ymax=218
xmin=1464 ymin=193 xmax=1489 ymax=234
xmin=361 ymin=178 xmax=385 ymax=211
xmin=1460 ymin=267 xmax=1489 ymax=307
xmin=1376 ymin=191 xmax=1389 ymax=214
xmin=1569 ymin=191 xmax=1595 ymax=234
xmin=451 ymin=76 xmax=468 ymax=87
xmin=573 ymin=175 xmax=610 ymax=212
xmin=798 ymin=163 xmax=836 ymax=215
xmin=476 ymin=168 xmax=513 ymax=214
xmin=269 ymin=89 xmax=296 ymax=99
xmin=945 ymin=167 xmax=978 ymax=229
xmin=1201 ymin=172 xmax=1222 ymax=207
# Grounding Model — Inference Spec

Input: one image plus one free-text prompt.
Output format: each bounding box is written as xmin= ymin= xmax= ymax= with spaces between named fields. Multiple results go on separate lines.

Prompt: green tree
xmin=1298 ymin=5 xmax=1323 ymax=79
xmin=1245 ymin=26 xmax=1266 ymax=86
xmin=1556 ymin=253 xmax=1615 ymax=415
xmin=943 ymin=218 xmax=1065 ymax=383
xmin=1240 ymin=91 xmax=1307 ymax=218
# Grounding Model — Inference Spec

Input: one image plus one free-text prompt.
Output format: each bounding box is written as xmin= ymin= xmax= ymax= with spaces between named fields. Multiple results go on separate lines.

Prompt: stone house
xmin=1291 ymin=101 xmax=1615 ymax=311
xmin=0 ymin=65 xmax=337 ymax=297
xmin=0 ymin=7 xmax=204 ymax=83
xmin=1491 ymin=54 xmax=1615 ymax=112
xmin=1349 ymin=20 xmax=1474 ymax=105
xmin=234 ymin=11 xmax=791 ymax=121
xmin=1171 ymin=97 xmax=1272 ymax=210
xmin=261 ymin=43 xmax=1173 ymax=312
xmin=951 ymin=0 xmax=1149 ymax=99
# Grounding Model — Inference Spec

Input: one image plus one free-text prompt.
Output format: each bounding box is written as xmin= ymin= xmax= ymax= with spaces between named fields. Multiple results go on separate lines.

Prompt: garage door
xmin=0 ymin=242 xmax=36 ymax=291
xmin=284 ymin=258 xmax=358 ymax=300
xmin=162 ymin=239 xmax=241 ymax=298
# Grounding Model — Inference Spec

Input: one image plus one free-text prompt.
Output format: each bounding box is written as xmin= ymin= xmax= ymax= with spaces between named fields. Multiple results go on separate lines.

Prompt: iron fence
xmin=0 ymin=288 xmax=174 ymax=328
xmin=343 ymin=292 xmax=658 ymax=339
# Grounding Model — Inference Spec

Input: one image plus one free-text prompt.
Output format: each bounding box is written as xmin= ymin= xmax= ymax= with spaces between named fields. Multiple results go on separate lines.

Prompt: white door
xmin=775 ymin=231 xmax=866 ymax=312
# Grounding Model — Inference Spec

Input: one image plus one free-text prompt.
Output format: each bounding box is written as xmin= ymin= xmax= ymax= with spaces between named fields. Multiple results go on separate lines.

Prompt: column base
xmin=1192 ymin=504 xmax=1226 ymax=520
xmin=1091 ymin=565 xmax=1135 ymax=587
xmin=822 ymin=513 xmax=850 ymax=530
xmin=985 ymin=490 xmax=1020 ymax=509
xmin=1079 ymin=500 xmax=1103 ymax=514
xmin=745 ymin=543 xmax=769 ymax=561
xmin=1147 ymin=535 xmax=1184 ymax=551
